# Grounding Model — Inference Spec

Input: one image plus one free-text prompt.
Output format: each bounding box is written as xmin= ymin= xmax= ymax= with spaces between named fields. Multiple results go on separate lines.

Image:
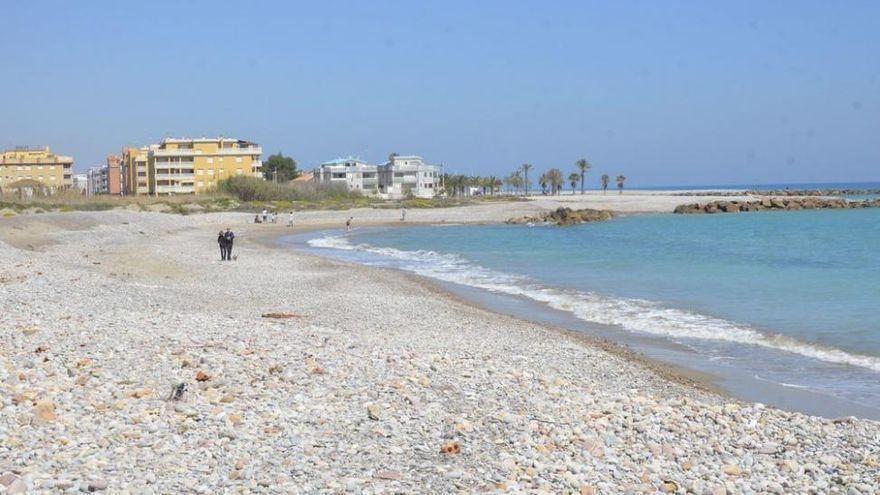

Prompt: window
xmin=236 ymin=169 xmax=243 ymax=175
xmin=207 ymin=158 xmax=214 ymax=164
xmin=196 ymin=169 xmax=203 ymax=175
xmin=235 ymin=157 xmax=242 ymax=163
xmin=208 ymin=169 xmax=215 ymax=175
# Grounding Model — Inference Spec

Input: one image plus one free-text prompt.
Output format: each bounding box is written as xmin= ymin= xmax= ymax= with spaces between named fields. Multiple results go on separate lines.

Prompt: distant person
xmin=224 ymin=228 xmax=235 ymax=260
xmin=345 ymin=216 xmax=353 ymax=232
xmin=262 ymin=209 xmax=268 ymax=223
xmin=254 ymin=214 xmax=261 ymax=224
xmin=401 ymin=207 xmax=407 ymax=222
xmin=271 ymin=211 xmax=278 ymax=224
xmin=217 ymin=231 xmax=228 ymax=260
xmin=287 ymin=211 xmax=295 ymax=228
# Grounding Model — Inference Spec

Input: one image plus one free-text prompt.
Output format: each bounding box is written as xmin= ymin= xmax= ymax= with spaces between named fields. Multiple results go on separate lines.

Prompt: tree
xmin=617 ymin=175 xmax=627 ymax=195
xmin=521 ymin=163 xmax=533 ymax=196
xmin=546 ymin=168 xmax=564 ymax=195
xmin=262 ymin=152 xmax=299 ymax=182
xmin=601 ymin=174 xmax=609 ymax=195
xmin=538 ymin=173 xmax=549 ymax=195
xmin=568 ymin=172 xmax=580 ymax=192
xmin=576 ymin=158 xmax=591 ymax=194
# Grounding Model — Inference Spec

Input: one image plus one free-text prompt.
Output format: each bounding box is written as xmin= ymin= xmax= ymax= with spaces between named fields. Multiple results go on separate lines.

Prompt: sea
xmin=287 ymin=183 xmax=880 ymax=419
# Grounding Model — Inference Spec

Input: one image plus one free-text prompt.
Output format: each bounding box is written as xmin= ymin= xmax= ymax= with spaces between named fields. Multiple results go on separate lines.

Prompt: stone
xmin=366 ymin=404 xmax=380 ymax=421
xmin=195 ymin=370 xmax=211 ymax=382
xmin=722 ymin=464 xmax=742 ymax=476
xmin=374 ymin=470 xmax=402 ymax=480
xmin=88 ymin=479 xmax=109 ymax=492
xmin=33 ymin=399 xmax=57 ymax=424
xmin=130 ymin=388 xmax=153 ymax=399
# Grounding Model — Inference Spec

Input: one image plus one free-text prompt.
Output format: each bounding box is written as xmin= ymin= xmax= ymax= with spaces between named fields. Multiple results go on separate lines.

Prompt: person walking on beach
xmin=224 ymin=228 xmax=235 ymax=260
xmin=400 ymin=206 xmax=407 ymax=222
xmin=262 ymin=209 xmax=268 ymax=223
xmin=287 ymin=211 xmax=295 ymax=228
xmin=345 ymin=216 xmax=353 ymax=232
xmin=217 ymin=230 xmax=228 ymax=260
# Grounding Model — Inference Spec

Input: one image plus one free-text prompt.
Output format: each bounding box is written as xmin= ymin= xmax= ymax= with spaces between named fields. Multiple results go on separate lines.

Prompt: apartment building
xmin=314 ymin=157 xmax=379 ymax=195
xmin=86 ymin=165 xmax=108 ymax=195
xmin=121 ymin=146 xmax=151 ymax=195
xmin=313 ymin=154 xmax=441 ymax=199
xmin=0 ymin=146 xmax=74 ymax=191
xmin=378 ymin=155 xmax=440 ymax=199
xmin=150 ymin=138 xmax=262 ymax=195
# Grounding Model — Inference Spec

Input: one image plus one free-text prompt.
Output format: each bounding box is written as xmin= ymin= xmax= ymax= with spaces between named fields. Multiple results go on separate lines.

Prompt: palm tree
xmin=568 ymin=172 xmax=580 ymax=193
xmin=616 ymin=175 xmax=626 ymax=195
xmin=486 ymin=175 xmax=501 ymax=195
xmin=511 ymin=170 xmax=523 ymax=194
xmin=576 ymin=158 xmax=591 ymax=194
xmin=601 ymin=174 xmax=609 ymax=195
xmin=521 ymin=163 xmax=533 ymax=196
xmin=546 ymin=168 xmax=564 ymax=195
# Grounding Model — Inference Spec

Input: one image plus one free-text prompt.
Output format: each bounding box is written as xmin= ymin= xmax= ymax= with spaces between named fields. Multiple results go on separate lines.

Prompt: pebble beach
xmin=2 ymin=207 xmax=879 ymax=494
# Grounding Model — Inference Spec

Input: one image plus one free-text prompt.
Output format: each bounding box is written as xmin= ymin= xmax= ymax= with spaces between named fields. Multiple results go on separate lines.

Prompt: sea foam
xmin=308 ymin=233 xmax=880 ymax=373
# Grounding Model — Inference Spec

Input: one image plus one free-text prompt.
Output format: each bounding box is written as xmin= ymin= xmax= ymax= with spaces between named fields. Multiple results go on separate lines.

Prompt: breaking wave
xmin=308 ymin=233 xmax=880 ymax=373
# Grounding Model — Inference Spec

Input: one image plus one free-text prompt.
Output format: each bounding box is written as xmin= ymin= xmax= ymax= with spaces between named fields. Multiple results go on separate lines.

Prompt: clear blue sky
xmin=1 ymin=1 xmax=877 ymax=186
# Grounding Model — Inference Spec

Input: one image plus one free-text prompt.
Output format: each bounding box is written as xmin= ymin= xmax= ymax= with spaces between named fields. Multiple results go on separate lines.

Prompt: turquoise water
xmin=302 ymin=208 xmax=880 ymax=414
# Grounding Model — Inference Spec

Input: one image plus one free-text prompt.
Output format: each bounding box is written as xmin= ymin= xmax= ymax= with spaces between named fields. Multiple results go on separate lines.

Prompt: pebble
xmin=0 ymin=210 xmax=878 ymax=494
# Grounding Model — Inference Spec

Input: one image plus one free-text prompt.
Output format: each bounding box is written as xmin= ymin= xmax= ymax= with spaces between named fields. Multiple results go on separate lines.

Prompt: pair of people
xmin=217 ymin=228 xmax=235 ymax=261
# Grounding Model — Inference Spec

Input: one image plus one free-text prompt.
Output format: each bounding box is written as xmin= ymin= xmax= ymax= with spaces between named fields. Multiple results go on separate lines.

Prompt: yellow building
xmin=149 ymin=138 xmax=262 ymax=195
xmin=0 ymin=146 xmax=74 ymax=190
xmin=121 ymin=146 xmax=151 ymax=195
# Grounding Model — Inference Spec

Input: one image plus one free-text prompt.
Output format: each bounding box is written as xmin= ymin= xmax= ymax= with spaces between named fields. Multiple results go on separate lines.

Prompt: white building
xmin=314 ymin=154 xmax=441 ymax=199
xmin=314 ymin=157 xmax=379 ymax=195
xmin=86 ymin=166 xmax=108 ymax=195
xmin=378 ymin=155 xmax=440 ymax=199
xmin=71 ymin=173 xmax=88 ymax=192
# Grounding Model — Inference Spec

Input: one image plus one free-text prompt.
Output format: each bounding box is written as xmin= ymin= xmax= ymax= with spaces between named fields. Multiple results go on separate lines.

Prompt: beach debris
xmin=195 ymin=370 xmax=211 ymax=382
xmin=168 ymin=383 xmax=187 ymax=401
xmin=261 ymin=312 xmax=306 ymax=319
xmin=662 ymin=480 xmax=679 ymax=492
xmin=35 ymin=345 xmax=49 ymax=353
xmin=440 ymin=441 xmax=461 ymax=454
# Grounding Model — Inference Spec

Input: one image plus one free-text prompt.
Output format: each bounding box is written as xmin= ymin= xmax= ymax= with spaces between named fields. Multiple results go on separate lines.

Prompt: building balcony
xmin=152 ymin=147 xmax=262 ymax=157
xmin=154 ymin=185 xmax=195 ymax=194
xmin=155 ymin=173 xmax=195 ymax=181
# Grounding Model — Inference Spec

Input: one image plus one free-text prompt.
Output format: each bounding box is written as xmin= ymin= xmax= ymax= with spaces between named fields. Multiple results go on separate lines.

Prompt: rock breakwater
xmin=674 ymin=197 xmax=880 ymax=214
xmin=506 ymin=207 xmax=614 ymax=225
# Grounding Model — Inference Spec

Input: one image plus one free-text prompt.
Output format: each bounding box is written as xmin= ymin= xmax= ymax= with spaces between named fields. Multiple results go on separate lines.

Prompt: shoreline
xmin=3 ymin=207 xmax=880 ymax=492
xmin=274 ymin=224 xmax=880 ymax=421
xmin=252 ymin=227 xmax=728 ymax=400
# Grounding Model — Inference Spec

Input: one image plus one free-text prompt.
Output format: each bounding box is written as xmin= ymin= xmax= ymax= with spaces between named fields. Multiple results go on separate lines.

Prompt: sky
xmin=1 ymin=1 xmax=878 ymax=187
